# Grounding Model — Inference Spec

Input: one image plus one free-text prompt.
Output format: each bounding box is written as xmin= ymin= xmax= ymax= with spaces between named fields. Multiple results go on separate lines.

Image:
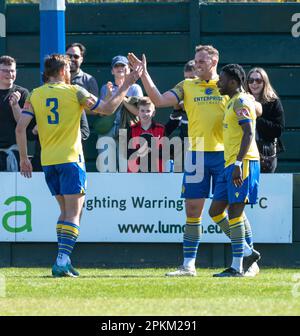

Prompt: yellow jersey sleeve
xmin=170 ymin=80 xmax=185 ymax=103
xmin=75 ymin=85 xmax=91 ymax=105
xmin=223 ymin=93 xmax=259 ymax=166
xmin=22 ymin=91 xmax=35 ymax=117
xmin=233 ymin=95 xmax=254 ymax=125
xmin=25 ymin=91 xmax=33 ymax=104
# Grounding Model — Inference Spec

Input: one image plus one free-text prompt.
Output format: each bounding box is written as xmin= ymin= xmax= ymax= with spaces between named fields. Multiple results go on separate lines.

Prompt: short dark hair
xmin=0 ymin=55 xmax=16 ymax=66
xmin=66 ymin=43 xmax=86 ymax=57
xmin=221 ymin=64 xmax=246 ymax=89
xmin=42 ymin=72 xmax=49 ymax=83
xmin=137 ymin=97 xmax=155 ymax=110
xmin=184 ymin=60 xmax=195 ymax=73
xmin=44 ymin=54 xmax=70 ymax=79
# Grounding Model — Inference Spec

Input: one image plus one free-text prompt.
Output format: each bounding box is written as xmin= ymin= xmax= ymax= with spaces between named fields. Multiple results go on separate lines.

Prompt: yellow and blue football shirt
xmin=170 ymin=78 xmax=228 ymax=151
xmin=28 ymin=83 xmax=90 ymax=166
xmin=223 ymin=92 xmax=259 ymax=167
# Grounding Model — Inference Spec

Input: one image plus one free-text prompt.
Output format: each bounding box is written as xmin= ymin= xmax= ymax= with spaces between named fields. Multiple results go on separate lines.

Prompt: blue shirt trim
xmin=91 ymin=98 xmax=101 ymax=111
xmin=22 ymin=111 xmax=34 ymax=117
xmin=238 ymin=119 xmax=251 ymax=125
xmin=169 ymin=90 xmax=181 ymax=104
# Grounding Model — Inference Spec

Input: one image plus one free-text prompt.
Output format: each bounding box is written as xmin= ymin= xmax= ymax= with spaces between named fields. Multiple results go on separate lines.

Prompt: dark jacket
xmin=256 ymin=99 xmax=285 ymax=142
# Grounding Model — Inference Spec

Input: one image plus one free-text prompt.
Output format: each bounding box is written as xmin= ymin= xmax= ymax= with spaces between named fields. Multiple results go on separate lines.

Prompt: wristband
xmin=235 ymin=160 xmax=242 ymax=167
xmin=91 ymin=97 xmax=101 ymax=111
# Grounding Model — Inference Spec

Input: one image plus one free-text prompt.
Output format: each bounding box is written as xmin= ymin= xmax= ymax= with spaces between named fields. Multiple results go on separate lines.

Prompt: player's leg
xmin=209 ymin=201 xmax=254 ymax=259
xmin=208 ymin=154 xmax=232 ymax=238
xmin=53 ymin=162 xmax=87 ymax=277
xmin=214 ymin=161 xmax=260 ymax=277
xmin=242 ymin=213 xmax=260 ymax=275
xmin=214 ymin=202 xmax=246 ymax=277
xmin=228 ymin=202 xmax=246 ymax=274
xmin=213 ymin=163 xmax=246 ymax=277
xmin=243 ymin=213 xmax=253 ymax=249
xmin=210 ymin=170 xmax=254 ymax=276
xmin=183 ymin=198 xmax=204 ymax=270
xmin=42 ymin=164 xmax=72 ymax=277
xmin=166 ymin=198 xmax=204 ymax=277
xmin=53 ymin=195 xmax=81 ymax=277
xmin=242 ymin=161 xmax=261 ymax=276
xmin=242 ymin=214 xmax=261 ymax=276
xmin=53 ymin=193 xmax=84 ymax=277
xmin=166 ymin=151 xmax=207 ymax=277
xmin=55 ymin=195 xmax=65 ymax=252
xmin=56 ymin=193 xmax=84 ymax=265
xmin=209 ymin=200 xmax=230 ymax=237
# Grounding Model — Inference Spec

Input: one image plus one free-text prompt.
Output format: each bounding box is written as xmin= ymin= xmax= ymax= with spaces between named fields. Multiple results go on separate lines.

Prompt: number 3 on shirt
xmin=47 ymin=98 xmax=59 ymax=124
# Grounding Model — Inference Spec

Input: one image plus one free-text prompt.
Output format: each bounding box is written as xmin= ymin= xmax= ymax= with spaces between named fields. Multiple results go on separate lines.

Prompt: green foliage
xmin=0 ymin=267 xmax=300 ymax=315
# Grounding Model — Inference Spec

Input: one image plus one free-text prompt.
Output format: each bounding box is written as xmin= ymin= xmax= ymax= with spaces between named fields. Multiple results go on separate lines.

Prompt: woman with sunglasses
xmin=246 ymin=67 xmax=285 ymax=173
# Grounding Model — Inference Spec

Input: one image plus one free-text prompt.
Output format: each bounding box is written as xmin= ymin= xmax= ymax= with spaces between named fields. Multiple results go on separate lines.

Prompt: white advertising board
xmin=0 ymin=173 xmax=293 ymax=243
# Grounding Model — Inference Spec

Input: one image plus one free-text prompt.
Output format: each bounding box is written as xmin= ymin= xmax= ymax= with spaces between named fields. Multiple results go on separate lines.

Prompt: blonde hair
xmin=195 ymin=45 xmax=219 ymax=60
xmin=246 ymin=67 xmax=278 ymax=103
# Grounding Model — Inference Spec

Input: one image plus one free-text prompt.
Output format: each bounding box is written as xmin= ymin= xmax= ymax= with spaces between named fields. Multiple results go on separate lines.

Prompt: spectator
xmin=96 ymin=55 xmax=143 ymax=172
xmin=246 ymin=67 xmax=285 ymax=173
xmin=0 ymin=55 xmax=30 ymax=171
xmin=66 ymin=42 xmax=99 ymax=97
xmin=127 ymin=97 xmax=165 ymax=173
xmin=66 ymin=42 xmax=99 ymax=140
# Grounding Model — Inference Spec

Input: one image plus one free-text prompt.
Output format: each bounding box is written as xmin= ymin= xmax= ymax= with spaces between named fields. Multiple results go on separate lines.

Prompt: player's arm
xmin=232 ymin=102 xmax=254 ymax=187
xmin=128 ymin=53 xmax=179 ymax=108
xmin=123 ymin=97 xmax=139 ymax=116
xmin=78 ymin=69 xmax=141 ymax=116
xmin=15 ymin=101 xmax=34 ymax=178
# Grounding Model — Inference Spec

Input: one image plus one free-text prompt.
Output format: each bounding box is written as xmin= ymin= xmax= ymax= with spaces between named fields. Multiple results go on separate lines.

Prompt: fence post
xmin=40 ymin=0 xmax=66 ymax=81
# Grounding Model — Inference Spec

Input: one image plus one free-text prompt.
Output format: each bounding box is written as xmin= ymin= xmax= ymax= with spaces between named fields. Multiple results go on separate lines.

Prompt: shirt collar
xmin=72 ymin=69 xmax=84 ymax=80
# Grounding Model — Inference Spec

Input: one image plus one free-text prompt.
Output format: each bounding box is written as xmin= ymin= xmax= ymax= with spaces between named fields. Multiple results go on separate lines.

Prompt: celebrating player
xmin=211 ymin=64 xmax=260 ymax=277
xmin=16 ymin=54 xmax=141 ymax=277
xmin=128 ymin=47 xmax=261 ymax=277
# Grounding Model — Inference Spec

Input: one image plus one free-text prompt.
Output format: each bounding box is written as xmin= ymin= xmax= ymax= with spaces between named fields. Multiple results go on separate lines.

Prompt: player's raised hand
xmin=128 ymin=53 xmax=147 ymax=74
xmin=20 ymin=157 xmax=33 ymax=178
xmin=124 ymin=68 xmax=142 ymax=87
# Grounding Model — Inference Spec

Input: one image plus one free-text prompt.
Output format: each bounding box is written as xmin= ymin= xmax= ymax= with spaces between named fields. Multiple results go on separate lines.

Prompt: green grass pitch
xmin=0 ymin=267 xmax=300 ymax=316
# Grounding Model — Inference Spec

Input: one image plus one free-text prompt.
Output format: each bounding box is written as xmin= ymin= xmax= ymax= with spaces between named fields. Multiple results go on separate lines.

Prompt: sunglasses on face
xmin=67 ymin=54 xmax=81 ymax=60
xmin=248 ymin=78 xmax=263 ymax=84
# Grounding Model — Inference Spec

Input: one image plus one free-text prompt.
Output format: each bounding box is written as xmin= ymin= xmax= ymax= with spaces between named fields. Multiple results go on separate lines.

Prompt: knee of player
xmin=208 ymin=205 xmax=217 ymax=218
xmin=208 ymin=204 xmax=223 ymax=219
xmin=186 ymin=206 xmax=201 ymax=218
